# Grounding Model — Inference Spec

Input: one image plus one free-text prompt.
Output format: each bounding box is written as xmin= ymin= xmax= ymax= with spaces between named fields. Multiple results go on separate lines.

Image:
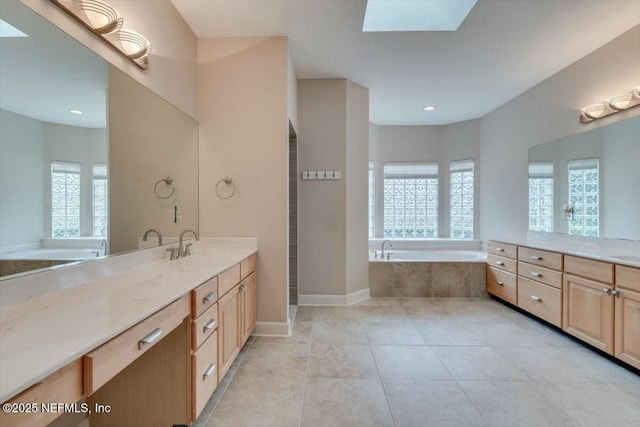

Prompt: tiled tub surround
xmin=368 ymin=239 xmax=487 ymax=298
xmin=0 ymin=238 xmax=257 ymax=420
xmin=196 ymin=297 xmax=640 ymax=427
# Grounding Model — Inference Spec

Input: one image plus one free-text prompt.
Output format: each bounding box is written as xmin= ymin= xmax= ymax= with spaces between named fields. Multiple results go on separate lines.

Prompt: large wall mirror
xmin=0 ymin=0 xmax=198 ymax=278
xmin=528 ymin=115 xmax=640 ymax=241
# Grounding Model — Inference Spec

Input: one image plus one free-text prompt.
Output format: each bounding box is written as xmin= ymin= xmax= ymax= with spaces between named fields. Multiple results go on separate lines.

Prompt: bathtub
xmin=370 ymin=249 xmax=486 ymax=262
xmin=368 ymin=239 xmax=487 ymax=297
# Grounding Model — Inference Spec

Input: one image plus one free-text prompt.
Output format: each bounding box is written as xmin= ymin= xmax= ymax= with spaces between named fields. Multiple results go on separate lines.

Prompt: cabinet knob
xmin=611 ymin=290 xmax=620 ymax=297
xmin=603 ymin=288 xmax=612 ymax=295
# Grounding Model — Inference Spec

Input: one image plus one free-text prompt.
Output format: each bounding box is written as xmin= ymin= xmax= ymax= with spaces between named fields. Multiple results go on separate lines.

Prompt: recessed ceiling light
xmin=0 ymin=19 xmax=29 ymax=38
xmin=69 ymin=109 xmax=84 ymax=115
xmin=423 ymin=106 xmax=436 ymax=112
xmin=363 ymin=0 xmax=477 ymax=32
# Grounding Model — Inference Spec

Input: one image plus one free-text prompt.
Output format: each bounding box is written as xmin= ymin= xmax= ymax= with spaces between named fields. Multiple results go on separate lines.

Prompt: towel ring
xmin=216 ymin=177 xmax=236 ymax=199
xmin=154 ymin=177 xmax=175 ymax=199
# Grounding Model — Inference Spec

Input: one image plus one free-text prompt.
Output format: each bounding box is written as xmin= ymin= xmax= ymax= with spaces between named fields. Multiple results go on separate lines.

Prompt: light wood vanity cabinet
xmin=486 ymin=241 xmax=518 ymax=304
xmin=614 ymin=265 xmax=640 ymax=369
xmin=240 ymin=271 xmax=257 ymax=346
xmin=487 ymin=240 xmax=639 ymax=370
xmin=517 ymin=247 xmax=563 ymax=327
xmin=218 ymin=284 xmax=241 ymax=381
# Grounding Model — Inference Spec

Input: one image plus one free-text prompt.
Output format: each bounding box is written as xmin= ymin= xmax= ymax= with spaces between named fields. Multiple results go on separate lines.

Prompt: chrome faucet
xmin=381 ymin=239 xmax=393 ymax=260
xmin=178 ymin=229 xmax=199 ymax=258
xmin=142 ymin=229 xmax=163 ymax=247
xmin=100 ymin=238 xmax=107 ymax=256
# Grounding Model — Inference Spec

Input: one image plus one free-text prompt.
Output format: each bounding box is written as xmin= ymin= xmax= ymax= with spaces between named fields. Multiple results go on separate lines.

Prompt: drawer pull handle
xmin=204 ymin=319 xmax=217 ymax=331
xmin=604 ymin=288 xmax=612 ymax=295
xmin=138 ymin=328 xmax=163 ymax=349
xmin=203 ymin=292 xmax=216 ymax=303
xmin=531 ymin=272 xmax=542 ymax=277
xmin=495 ymin=261 xmax=504 ymax=266
xmin=531 ymin=256 xmax=542 ymax=260
xmin=496 ymin=247 xmax=504 ymax=252
xmin=203 ymin=363 xmax=216 ymax=380
xmin=611 ymin=290 xmax=620 ymax=297
xmin=496 ymin=280 xmax=504 ymax=286
xmin=530 ymin=295 xmax=542 ymax=302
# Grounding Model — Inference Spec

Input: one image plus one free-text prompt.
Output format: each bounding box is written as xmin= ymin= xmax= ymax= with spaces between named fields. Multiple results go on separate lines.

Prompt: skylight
xmin=0 ymin=19 xmax=28 ymax=38
xmin=363 ymin=0 xmax=477 ymax=32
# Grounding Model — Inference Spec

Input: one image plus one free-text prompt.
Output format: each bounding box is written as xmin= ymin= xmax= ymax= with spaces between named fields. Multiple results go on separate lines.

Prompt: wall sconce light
xmin=563 ymin=204 xmax=574 ymax=221
xmin=50 ymin=0 xmax=152 ymax=70
xmin=580 ymin=88 xmax=640 ymax=123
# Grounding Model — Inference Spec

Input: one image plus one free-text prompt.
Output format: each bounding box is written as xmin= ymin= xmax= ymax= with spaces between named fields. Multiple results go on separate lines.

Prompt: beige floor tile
xmin=295 ymin=306 xmax=315 ymax=321
xmin=413 ymin=320 xmax=484 ymax=346
xmin=431 ymin=346 xmax=529 ymax=380
xmin=311 ymin=321 xmax=368 ymax=345
xmin=383 ymin=379 xmax=488 ymax=427
xmin=313 ymin=306 xmax=362 ymax=322
xmin=307 ymin=344 xmax=378 ymax=379
xmin=234 ymin=342 xmax=309 ymax=379
xmin=458 ymin=380 xmax=576 ymax=427
xmin=208 ymin=375 xmax=304 ymax=427
xmin=301 ymin=378 xmax=394 ymax=427
xmin=371 ymin=345 xmax=452 ymax=380
xmin=358 ymin=305 xmax=410 ymax=322
xmin=534 ymin=382 xmax=640 ymax=427
xmin=365 ymin=321 xmax=426 ymax=345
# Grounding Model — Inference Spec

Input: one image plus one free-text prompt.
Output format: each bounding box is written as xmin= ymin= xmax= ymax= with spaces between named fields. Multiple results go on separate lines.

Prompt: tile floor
xmin=195 ymin=297 xmax=640 ymax=427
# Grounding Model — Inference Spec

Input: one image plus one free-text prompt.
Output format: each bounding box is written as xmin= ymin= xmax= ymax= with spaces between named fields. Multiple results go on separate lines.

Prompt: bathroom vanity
xmin=486 ymin=238 xmax=640 ymax=370
xmin=0 ymin=238 xmax=257 ymax=427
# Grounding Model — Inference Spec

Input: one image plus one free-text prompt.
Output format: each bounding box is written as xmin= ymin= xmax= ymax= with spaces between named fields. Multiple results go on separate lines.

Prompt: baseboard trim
xmin=253 ymin=320 xmax=291 ymax=337
xmin=298 ymin=288 xmax=370 ymax=306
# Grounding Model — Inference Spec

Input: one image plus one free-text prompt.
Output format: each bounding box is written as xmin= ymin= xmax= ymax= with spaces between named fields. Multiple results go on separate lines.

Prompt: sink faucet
xmin=100 ymin=238 xmax=107 ymax=256
xmin=381 ymin=239 xmax=392 ymax=259
xmin=142 ymin=229 xmax=163 ymax=247
xmin=178 ymin=229 xmax=199 ymax=258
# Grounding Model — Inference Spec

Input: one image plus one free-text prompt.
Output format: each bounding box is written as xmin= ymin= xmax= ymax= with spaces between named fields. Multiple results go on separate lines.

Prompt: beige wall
xmin=197 ymin=37 xmax=290 ymax=328
xmin=479 ymin=25 xmax=640 ymax=243
xmin=21 ymin=0 xmax=197 ymax=118
xmin=298 ymin=79 xmax=369 ymax=298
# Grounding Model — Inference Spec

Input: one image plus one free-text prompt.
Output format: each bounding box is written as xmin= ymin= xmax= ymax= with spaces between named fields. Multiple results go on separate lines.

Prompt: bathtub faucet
xmin=381 ymin=240 xmax=393 ymax=260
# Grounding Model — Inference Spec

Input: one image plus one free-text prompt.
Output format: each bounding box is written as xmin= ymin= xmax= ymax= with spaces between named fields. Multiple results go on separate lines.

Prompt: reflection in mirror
xmin=0 ymin=0 xmax=199 ymax=279
xmin=528 ymin=116 xmax=640 ymax=240
xmin=0 ymin=0 xmax=108 ymax=277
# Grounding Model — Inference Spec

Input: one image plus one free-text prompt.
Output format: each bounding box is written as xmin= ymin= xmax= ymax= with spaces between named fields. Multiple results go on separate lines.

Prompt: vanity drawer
xmin=84 ymin=295 xmax=189 ymax=395
xmin=218 ymin=263 xmax=241 ymax=297
xmin=486 ymin=266 xmax=517 ymax=305
xmin=192 ymin=276 xmax=219 ymax=318
xmin=0 ymin=360 xmax=83 ymax=427
xmin=517 ymin=276 xmax=562 ymax=327
xmin=518 ymin=247 xmax=562 ymax=271
xmin=487 ymin=254 xmax=517 ymax=274
xmin=192 ymin=303 xmax=218 ymax=350
xmin=240 ymin=253 xmax=257 ymax=279
xmin=487 ymin=241 xmax=517 ymax=260
xmin=565 ymin=255 xmax=613 ymax=284
xmin=192 ymin=331 xmax=218 ymax=420
xmin=518 ymin=261 xmax=562 ymax=289
xmin=615 ymin=264 xmax=640 ymax=292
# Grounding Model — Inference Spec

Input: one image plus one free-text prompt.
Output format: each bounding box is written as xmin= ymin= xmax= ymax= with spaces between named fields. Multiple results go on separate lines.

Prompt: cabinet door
xmin=217 ymin=286 xmax=240 ymax=382
xmin=563 ymin=274 xmax=614 ymax=354
xmin=614 ymin=289 xmax=640 ymax=369
xmin=241 ymin=272 xmax=257 ymax=345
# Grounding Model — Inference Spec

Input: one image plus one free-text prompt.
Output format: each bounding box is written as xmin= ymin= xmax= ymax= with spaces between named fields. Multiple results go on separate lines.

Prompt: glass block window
xmin=93 ymin=164 xmax=108 ymax=238
xmin=368 ymin=161 xmax=374 ymax=238
xmin=383 ymin=162 xmax=438 ymax=238
xmin=528 ymin=162 xmax=554 ymax=232
xmin=51 ymin=161 xmax=81 ymax=237
xmin=568 ymin=159 xmax=599 ymax=237
xmin=450 ymin=159 xmax=474 ymax=239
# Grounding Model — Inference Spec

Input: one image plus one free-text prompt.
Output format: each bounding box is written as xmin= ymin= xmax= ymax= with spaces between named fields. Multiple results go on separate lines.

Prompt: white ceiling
xmin=0 ymin=0 xmax=107 ymax=128
xmin=171 ymin=0 xmax=640 ymax=125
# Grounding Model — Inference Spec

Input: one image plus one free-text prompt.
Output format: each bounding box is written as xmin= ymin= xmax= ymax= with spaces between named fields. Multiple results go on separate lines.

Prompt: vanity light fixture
xmin=69 ymin=109 xmax=84 ymax=115
xmin=580 ymin=88 xmax=640 ymax=123
xmin=423 ymin=106 xmax=436 ymax=112
xmin=49 ymin=0 xmax=152 ymax=70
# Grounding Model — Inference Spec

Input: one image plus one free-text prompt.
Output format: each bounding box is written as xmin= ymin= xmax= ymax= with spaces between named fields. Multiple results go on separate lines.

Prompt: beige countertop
xmin=0 ymin=237 xmax=257 ymax=402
